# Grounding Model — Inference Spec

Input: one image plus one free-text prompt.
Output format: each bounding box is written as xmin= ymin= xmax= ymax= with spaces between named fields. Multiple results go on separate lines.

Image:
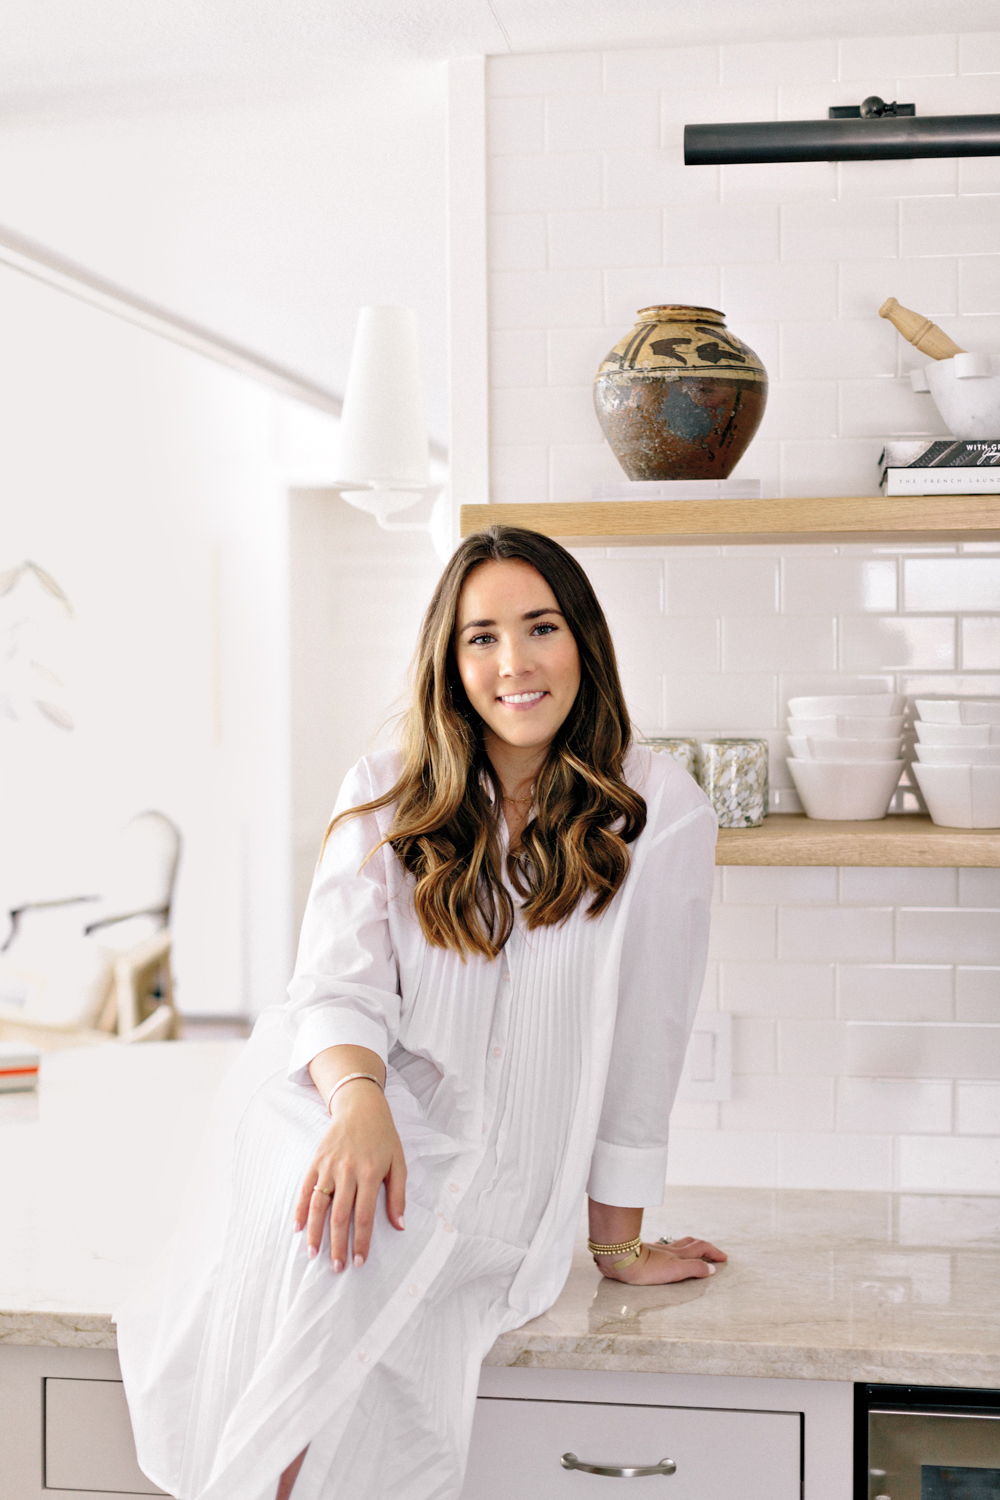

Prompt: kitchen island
xmin=2 ymin=1043 xmax=998 ymax=1498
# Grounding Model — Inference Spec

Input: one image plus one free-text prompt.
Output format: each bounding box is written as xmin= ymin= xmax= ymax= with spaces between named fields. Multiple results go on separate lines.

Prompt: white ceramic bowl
xmin=913 ymin=352 xmax=1000 ymax=441
xmin=788 ymin=735 xmax=902 ymax=761
xmin=912 ymin=763 xmax=1000 ymax=828
xmin=787 ymin=694 xmax=904 ymax=718
xmin=914 ymin=721 xmax=1000 ymax=747
xmin=787 ymin=714 xmax=905 ymax=739
xmin=915 ymin=744 xmax=1000 ymax=766
xmin=915 ymin=697 xmax=1000 ymax=726
xmin=786 ymin=758 xmax=904 ymax=820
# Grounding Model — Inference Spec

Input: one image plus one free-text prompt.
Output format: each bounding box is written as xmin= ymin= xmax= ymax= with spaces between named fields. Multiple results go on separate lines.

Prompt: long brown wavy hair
xmin=328 ymin=526 xmax=646 ymax=958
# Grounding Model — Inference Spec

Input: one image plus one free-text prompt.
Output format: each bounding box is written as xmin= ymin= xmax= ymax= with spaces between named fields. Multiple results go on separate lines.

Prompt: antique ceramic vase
xmin=593 ymin=305 xmax=768 ymax=480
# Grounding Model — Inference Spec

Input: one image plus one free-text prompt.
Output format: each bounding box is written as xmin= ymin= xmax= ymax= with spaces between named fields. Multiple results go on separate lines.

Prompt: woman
xmin=116 ymin=525 xmax=723 ymax=1500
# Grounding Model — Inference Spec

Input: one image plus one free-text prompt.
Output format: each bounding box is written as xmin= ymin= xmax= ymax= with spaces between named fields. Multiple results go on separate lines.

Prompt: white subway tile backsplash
xmin=846 ymin=1021 xmax=1000 ymax=1078
xmin=723 ymin=866 xmax=837 ymax=904
xmin=837 ymin=1077 xmax=953 ymax=1134
xmin=490 ymin=268 xmax=604 ymax=329
xmin=489 ymin=51 xmax=602 ymax=97
xmin=778 ymin=1131 xmax=893 ymax=1191
xmin=604 ymin=264 xmax=722 ymax=325
xmin=603 ymin=44 xmax=719 ymax=92
xmin=782 ymin=200 xmax=899 ymax=262
xmin=956 ymin=1082 xmax=1000 ymax=1135
xmin=486 ymin=37 xmax=1000 ymax=1195
xmin=549 ymin=208 xmax=661 ymax=269
xmin=664 ymin=672 xmax=777 ymax=730
xmin=838 ymin=377 xmax=948 ymax=439
xmin=722 ymin=261 xmax=837 ymax=322
xmin=779 ymin=905 xmax=894 ymax=963
xmin=732 ymin=1016 xmax=777 ymax=1075
xmin=546 ymin=91 xmax=660 ymax=153
xmin=781 ymin=318 xmax=896 ymax=380
xmin=605 ymin=149 xmax=720 ymax=209
xmin=901 ymin=195 xmax=1000 ymax=258
xmin=490 ymin=212 xmax=548 ymax=271
xmin=669 ymin=1098 xmax=721 ymax=1131
xmin=958 ymin=32 xmax=1000 ymax=74
xmin=838 ymin=257 xmax=958 ymax=320
xmin=961 ymin=617 xmax=1000 ymax=670
xmin=720 ymin=961 xmax=836 ymax=1017
xmin=666 ymin=554 xmax=778 ymax=614
xmin=664 ymin=204 xmax=780 ymax=265
xmin=838 ymin=965 xmax=954 ymax=1022
xmin=777 ymin=1018 xmax=845 ymax=1075
xmin=490 ymin=328 xmax=548 ymax=388
xmin=781 ymin=556 xmax=897 ymax=614
xmin=897 ymin=909 xmax=1000 ymax=965
xmin=488 ymin=96 xmax=546 ymax=156
xmin=959 ymin=257 xmax=1000 ymax=316
xmin=721 ymin=1074 xmax=835 ymax=1132
xmin=721 ymin=39 xmax=837 ymax=87
xmin=665 ymin=1127 xmax=777 ymax=1188
xmin=956 ymin=967 xmax=1000 ymax=1021
xmin=840 ymin=868 xmax=957 ymax=908
xmin=839 ymin=615 xmax=955 ymax=671
xmin=898 ymin=1135 xmax=1000 ymax=1194
xmin=722 ymin=613 xmax=836 ymax=672
xmin=838 ymin=33 xmax=958 ymax=81
xmin=490 ymin=153 xmax=602 ymax=215
xmin=491 ymin=386 xmax=601 ymax=446
xmin=708 ymin=904 xmax=777 ymax=962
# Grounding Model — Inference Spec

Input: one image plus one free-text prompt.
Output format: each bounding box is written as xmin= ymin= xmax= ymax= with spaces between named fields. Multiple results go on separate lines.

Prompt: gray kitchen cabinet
xmin=44 ymin=1378 xmax=165 ymax=1495
xmin=464 ymin=1395 xmax=801 ymax=1500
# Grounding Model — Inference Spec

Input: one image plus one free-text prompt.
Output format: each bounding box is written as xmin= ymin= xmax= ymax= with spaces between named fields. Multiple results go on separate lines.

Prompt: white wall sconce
xmin=332 ymin=305 xmax=450 ymax=555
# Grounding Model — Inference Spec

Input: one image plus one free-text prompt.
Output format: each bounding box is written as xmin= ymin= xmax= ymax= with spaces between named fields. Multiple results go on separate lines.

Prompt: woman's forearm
xmin=307 ymin=1045 xmax=386 ymax=1108
xmin=587 ymin=1198 xmax=643 ymax=1246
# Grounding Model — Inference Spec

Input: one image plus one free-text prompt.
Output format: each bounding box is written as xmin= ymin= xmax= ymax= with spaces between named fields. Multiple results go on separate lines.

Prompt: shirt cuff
xmin=586 ymin=1139 xmax=669 ymax=1208
xmin=286 ymin=1007 xmax=390 ymax=1087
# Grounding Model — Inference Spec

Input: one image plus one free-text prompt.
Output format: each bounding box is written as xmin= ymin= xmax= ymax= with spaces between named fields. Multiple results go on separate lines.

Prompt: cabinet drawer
xmin=44 ymin=1379 xmax=166 ymax=1495
xmin=463 ymin=1397 xmax=801 ymax=1500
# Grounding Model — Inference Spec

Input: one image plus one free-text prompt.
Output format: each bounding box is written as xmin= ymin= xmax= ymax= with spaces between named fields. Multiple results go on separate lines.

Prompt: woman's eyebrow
xmin=459 ymin=607 xmax=563 ymax=632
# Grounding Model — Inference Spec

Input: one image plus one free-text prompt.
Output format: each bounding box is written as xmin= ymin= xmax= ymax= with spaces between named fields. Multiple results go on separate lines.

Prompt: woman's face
xmin=454 ymin=559 xmax=582 ymax=756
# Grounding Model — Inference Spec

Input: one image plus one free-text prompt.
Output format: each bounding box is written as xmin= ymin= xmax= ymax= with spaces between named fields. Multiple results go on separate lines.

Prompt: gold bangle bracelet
xmin=587 ymin=1234 xmax=642 ymax=1258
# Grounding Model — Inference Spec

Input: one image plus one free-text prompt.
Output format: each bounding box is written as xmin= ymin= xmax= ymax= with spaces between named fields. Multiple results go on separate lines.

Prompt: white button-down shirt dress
xmin=116 ymin=744 xmax=716 ymax=1500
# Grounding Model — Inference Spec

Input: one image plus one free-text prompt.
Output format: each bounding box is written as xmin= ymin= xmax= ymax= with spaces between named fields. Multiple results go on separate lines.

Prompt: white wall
xmin=0 ymin=62 xmax=449 ymax=1016
xmin=482 ymin=34 xmax=1000 ymax=1191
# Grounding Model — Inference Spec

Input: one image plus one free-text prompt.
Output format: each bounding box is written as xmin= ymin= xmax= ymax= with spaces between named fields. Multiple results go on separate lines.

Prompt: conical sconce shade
xmin=336 ymin=306 xmax=431 ymax=516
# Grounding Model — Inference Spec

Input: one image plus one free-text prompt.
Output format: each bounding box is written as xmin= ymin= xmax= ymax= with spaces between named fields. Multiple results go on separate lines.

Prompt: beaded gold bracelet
xmin=587 ymin=1234 xmax=643 ymax=1269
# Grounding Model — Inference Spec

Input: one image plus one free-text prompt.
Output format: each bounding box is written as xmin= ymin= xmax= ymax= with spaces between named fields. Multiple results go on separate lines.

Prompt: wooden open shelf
xmin=460 ymin=495 xmax=1000 ymax=547
xmin=716 ymin=814 xmax=1000 ymax=867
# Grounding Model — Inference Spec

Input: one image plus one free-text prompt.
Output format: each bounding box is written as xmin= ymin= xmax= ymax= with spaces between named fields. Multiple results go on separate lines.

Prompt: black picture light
xmin=684 ymin=96 xmax=1000 ymax=165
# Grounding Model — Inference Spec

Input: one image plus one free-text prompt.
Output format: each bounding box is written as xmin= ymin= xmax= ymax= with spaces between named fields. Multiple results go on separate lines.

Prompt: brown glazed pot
xmin=593 ymin=305 xmax=768 ymax=480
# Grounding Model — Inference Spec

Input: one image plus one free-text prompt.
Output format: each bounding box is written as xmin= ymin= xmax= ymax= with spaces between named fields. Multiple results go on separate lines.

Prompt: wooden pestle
xmin=879 ymin=297 xmax=965 ymax=360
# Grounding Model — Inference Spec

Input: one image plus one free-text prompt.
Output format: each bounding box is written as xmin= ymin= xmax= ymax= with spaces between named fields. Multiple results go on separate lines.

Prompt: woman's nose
xmin=498 ymin=636 xmax=531 ymax=676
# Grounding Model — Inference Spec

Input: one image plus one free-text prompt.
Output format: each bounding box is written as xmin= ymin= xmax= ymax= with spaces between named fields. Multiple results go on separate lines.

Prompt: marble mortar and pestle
xmin=880 ymin=297 xmax=1000 ymax=440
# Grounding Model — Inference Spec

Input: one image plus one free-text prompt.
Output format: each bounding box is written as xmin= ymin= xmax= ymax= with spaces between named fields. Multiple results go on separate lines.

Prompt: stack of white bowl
xmin=785 ymin=693 xmax=906 ymax=820
xmin=911 ymin=698 xmax=1000 ymax=828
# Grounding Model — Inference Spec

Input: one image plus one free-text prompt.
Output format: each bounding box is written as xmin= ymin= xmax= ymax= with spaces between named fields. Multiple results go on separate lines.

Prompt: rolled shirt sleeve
xmin=587 ymin=771 xmax=717 ymax=1208
xmin=285 ymin=760 xmax=403 ymax=1087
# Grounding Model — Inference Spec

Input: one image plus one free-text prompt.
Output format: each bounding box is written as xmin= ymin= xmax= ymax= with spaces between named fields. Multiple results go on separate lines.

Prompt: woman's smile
xmin=497 ymin=689 xmax=548 ymax=709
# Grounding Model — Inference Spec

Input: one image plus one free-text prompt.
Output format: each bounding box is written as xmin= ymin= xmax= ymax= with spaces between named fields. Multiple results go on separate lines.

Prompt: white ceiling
xmin=0 ymin=0 xmax=991 ymax=104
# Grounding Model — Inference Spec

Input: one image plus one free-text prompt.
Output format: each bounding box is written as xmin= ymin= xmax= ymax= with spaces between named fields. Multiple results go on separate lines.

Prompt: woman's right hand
xmin=293 ymin=1079 xmax=407 ymax=1271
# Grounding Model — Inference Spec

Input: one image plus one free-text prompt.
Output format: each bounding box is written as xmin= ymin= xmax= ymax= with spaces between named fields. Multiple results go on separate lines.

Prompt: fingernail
xmin=332 ymin=1259 xmax=344 ymax=1273
xmin=293 ymin=1222 xmax=302 ymax=1233
xmin=397 ymin=1216 xmax=405 ymax=1230
xmin=354 ymin=1253 xmax=364 ymax=1268
xmin=707 ymin=1264 xmax=715 ymax=1274
xmin=307 ymin=1246 xmax=318 ymax=1260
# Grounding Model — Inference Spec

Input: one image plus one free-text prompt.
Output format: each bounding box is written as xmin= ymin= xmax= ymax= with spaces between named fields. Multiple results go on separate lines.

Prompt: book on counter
xmin=879 ymin=439 xmax=1000 ymax=494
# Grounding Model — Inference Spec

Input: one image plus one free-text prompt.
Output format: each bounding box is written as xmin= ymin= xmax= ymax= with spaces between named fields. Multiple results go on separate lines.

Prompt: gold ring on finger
xmin=312 ymin=1184 xmax=332 ymax=1195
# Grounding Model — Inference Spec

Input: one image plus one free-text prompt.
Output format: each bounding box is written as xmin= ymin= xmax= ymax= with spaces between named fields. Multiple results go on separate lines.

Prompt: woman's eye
xmin=532 ymin=622 xmax=557 ymax=636
xmin=468 ymin=633 xmax=495 ymax=646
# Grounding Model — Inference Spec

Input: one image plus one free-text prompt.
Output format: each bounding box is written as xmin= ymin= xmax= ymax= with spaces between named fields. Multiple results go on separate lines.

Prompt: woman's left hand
xmin=596 ymin=1235 xmax=727 ymax=1285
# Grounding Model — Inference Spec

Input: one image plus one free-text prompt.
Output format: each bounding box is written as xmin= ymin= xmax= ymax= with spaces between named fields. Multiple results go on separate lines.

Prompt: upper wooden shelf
xmin=716 ymin=814 xmax=1000 ymax=867
xmin=460 ymin=495 xmax=1000 ymax=547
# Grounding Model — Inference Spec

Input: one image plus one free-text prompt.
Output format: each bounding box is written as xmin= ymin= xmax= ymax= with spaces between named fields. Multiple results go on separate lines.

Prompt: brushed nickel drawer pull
xmin=560 ymin=1453 xmax=676 ymax=1478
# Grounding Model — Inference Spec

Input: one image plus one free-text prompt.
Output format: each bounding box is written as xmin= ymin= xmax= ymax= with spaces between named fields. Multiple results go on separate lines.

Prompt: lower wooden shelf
xmin=715 ymin=813 xmax=1000 ymax=867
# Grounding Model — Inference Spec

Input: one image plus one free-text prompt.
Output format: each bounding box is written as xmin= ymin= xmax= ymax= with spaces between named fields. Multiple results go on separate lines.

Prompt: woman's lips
xmin=496 ymin=690 xmax=548 ymax=711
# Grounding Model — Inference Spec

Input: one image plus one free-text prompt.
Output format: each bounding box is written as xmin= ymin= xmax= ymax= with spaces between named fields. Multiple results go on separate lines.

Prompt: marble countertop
xmin=3 ymin=1042 xmax=999 ymax=1387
